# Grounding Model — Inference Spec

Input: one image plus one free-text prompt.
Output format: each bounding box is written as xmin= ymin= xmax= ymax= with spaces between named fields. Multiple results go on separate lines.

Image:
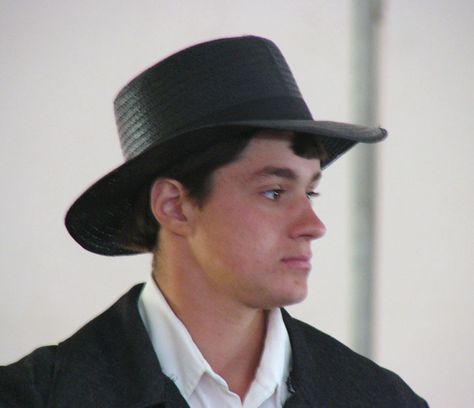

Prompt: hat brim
xmin=65 ymin=120 xmax=386 ymax=256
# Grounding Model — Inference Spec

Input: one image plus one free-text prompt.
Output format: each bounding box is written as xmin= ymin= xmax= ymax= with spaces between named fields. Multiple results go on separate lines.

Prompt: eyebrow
xmin=249 ymin=166 xmax=321 ymax=183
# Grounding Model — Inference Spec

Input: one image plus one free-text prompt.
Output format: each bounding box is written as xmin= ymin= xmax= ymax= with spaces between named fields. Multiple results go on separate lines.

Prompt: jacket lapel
xmin=281 ymin=309 xmax=379 ymax=408
xmin=282 ymin=309 xmax=325 ymax=407
xmin=48 ymin=284 xmax=189 ymax=408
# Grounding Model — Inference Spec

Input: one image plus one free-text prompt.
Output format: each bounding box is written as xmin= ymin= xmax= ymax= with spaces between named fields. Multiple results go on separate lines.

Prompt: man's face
xmin=186 ymin=130 xmax=326 ymax=310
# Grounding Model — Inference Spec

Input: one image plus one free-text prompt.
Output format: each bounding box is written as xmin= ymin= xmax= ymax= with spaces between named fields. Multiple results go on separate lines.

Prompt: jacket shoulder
xmin=0 ymin=284 xmax=167 ymax=408
xmin=0 ymin=284 xmax=147 ymax=407
xmin=283 ymin=312 xmax=429 ymax=407
xmin=0 ymin=346 xmax=58 ymax=407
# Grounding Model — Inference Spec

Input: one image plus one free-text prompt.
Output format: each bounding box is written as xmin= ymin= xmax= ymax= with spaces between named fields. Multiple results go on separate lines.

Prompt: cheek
xmin=221 ymin=208 xmax=277 ymax=249
xmin=227 ymin=223 xmax=284 ymax=280
xmin=197 ymin=207 xmax=280 ymax=271
xmin=191 ymin=183 xmax=289 ymax=256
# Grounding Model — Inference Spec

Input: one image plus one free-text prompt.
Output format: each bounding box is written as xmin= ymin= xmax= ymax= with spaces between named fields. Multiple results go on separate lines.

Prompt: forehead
xmin=219 ymin=130 xmax=322 ymax=181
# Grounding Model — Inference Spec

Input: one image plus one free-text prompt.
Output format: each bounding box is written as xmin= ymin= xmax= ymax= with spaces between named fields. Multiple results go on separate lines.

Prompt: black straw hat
xmin=65 ymin=35 xmax=387 ymax=256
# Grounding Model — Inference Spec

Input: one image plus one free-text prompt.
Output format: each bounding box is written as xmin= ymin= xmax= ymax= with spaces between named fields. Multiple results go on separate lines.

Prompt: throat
xmin=182 ymin=304 xmax=268 ymax=401
xmin=152 ymin=263 xmax=269 ymax=400
xmin=191 ymin=308 xmax=268 ymax=400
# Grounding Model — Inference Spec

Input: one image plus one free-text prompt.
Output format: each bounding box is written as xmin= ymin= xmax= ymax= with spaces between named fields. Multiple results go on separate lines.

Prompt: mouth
xmin=281 ymin=255 xmax=312 ymax=271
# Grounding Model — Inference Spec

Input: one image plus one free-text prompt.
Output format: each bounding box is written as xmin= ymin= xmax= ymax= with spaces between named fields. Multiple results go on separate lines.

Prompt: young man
xmin=0 ymin=36 xmax=428 ymax=407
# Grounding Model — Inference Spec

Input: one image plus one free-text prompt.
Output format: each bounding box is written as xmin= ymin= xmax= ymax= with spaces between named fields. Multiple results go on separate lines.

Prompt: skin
xmin=150 ymin=130 xmax=326 ymax=399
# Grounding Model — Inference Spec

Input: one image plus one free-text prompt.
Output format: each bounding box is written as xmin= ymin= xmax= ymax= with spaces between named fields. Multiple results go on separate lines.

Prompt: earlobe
xmin=150 ymin=179 xmax=189 ymax=235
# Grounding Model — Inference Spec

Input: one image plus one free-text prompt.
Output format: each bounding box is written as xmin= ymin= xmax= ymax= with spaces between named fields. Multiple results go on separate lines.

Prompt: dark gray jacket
xmin=0 ymin=284 xmax=428 ymax=407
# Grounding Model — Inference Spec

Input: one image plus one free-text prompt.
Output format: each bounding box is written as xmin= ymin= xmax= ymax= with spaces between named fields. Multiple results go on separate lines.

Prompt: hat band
xmin=122 ymin=95 xmax=314 ymax=160
xmin=188 ymin=95 xmax=313 ymax=127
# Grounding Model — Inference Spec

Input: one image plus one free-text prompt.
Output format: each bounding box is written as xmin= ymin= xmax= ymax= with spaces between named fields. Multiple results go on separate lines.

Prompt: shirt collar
xmin=138 ymin=275 xmax=292 ymax=402
xmin=245 ymin=304 xmax=292 ymax=406
xmin=138 ymin=275 xmax=210 ymax=398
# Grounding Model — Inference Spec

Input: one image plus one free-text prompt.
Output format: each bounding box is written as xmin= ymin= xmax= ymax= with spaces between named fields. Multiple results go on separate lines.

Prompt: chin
xmin=282 ymin=294 xmax=308 ymax=307
xmin=273 ymin=287 xmax=308 ymax=308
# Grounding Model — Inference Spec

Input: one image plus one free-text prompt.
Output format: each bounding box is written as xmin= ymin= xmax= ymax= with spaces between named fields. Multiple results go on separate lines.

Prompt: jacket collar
xmin=281 ymin=309 xmax=326 ymax=407
xmin=51 ymin=284 xmax=188 ymax=407
xmin=50 ymin=284 xmax=323 ymax=408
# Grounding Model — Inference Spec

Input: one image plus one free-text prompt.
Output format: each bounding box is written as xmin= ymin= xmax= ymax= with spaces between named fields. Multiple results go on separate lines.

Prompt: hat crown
xmin=114 ymin=36 xmax=312 ymax=160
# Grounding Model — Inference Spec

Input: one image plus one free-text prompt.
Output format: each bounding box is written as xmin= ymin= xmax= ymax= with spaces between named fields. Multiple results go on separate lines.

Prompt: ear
xmin=149 ymin=178 xmax=192 ymax=236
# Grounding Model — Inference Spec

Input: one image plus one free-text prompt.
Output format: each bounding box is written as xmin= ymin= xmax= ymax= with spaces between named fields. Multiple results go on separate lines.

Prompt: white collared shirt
xmin=138 ymin=275 xmax=292 ymax=408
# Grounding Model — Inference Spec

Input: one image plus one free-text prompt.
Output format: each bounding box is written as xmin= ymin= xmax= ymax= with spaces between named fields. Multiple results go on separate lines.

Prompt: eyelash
xmin=306 ymin=191 xmax=320 ymax=200
xmin=263 ymin=189 xmax=284 ymax=200
xmin=262 ymin=189 xmax=320 ymax=201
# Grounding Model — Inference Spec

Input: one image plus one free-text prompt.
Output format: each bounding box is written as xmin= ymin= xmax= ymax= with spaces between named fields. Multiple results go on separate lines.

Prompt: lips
xmin=281 ymin=255 xmax=312 ymax=270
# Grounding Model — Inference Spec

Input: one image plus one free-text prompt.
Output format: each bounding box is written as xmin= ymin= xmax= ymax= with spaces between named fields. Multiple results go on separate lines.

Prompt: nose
xmin=289 ymin=199 xmax=326 ymax=241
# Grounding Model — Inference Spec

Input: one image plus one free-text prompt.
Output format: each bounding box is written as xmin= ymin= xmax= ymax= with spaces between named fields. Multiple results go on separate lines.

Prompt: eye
xmin=262 ymin=189 xmax=284 ymax=200
xmin=306 ymin=191 xmax=320 ymax=200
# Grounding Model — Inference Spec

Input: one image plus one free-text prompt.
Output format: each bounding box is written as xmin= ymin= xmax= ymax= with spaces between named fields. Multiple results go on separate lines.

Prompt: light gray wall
xmin=1 ymin=1 xmax=472 ymax=407
xmin=374 ymin=2 xmax=474 ymax=405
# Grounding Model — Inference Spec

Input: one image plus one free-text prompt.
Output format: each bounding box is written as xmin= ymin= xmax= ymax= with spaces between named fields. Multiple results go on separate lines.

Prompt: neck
xmin=152 ymin=240 xmax=268 ymax=399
